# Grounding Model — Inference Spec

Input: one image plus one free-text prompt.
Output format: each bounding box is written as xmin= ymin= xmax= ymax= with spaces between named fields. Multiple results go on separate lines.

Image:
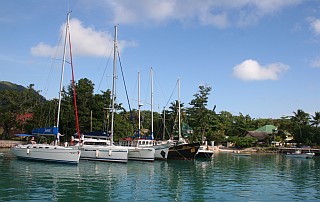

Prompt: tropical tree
xmin=0 ymin=84 xmax=44 ymax=139
xmin=310 ymin=112 xmax=320 ymax=128
xmin=228 ymin=136 xmax=257 ymax=148
xmin=166 ymin=100 xmax=185 ymax=139
xmin=310 ymin=112 xmax=320 ymax=144
xmin=187 ymin=84 xmax=212 ymax=143
xmin=0 ymin=90 xmax=19 ymax=139
xmin=291 ymin=109 xmax=310 ymax=143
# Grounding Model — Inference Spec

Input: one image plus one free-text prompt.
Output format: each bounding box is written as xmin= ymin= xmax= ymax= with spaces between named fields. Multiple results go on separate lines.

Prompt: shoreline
xmin=0 ymin=140 xmax=22 ymax=148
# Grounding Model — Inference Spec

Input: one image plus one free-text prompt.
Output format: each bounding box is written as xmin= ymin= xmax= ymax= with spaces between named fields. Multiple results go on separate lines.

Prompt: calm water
xmin=1 ymin=148 xmax=320 ymax=202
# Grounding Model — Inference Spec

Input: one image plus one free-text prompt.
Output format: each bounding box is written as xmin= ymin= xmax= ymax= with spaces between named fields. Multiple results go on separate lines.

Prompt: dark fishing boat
xmin=166 ymin=79 xmax=201 ymax=160
xmin=168 ymin=141 xmax=200 ymax=160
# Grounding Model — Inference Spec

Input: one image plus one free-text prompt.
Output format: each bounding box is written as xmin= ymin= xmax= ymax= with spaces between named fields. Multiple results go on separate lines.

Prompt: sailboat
xmin=167 ymin=79 xmax=200 ymax=160
xmin=11 ymin=12 xmax=81 ymax=164
xmin=118 ymin=70 xmax=155 ymax=161
xmin=73 ymin=26 xmax=129 ymax=163
xmin=128 ymin=68 xmax=170 ymax=160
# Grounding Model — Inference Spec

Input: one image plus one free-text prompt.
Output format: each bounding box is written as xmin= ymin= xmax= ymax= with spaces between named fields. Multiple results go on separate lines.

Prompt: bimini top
xmin=32 ymin=126 xmax=59 ymax=136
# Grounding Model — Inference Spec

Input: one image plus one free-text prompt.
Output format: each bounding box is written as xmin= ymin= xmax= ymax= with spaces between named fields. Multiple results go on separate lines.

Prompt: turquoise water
xmin=1 ymin=148 xmax=320 ymax=201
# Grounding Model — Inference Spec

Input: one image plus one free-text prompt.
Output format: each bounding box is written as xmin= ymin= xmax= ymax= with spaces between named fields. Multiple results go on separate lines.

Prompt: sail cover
xmin=32 ymin=127 xmax=58 ymax=136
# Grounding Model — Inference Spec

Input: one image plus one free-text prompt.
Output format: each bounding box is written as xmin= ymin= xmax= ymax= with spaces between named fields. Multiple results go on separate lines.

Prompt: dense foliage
xmin=1 ymin=80 xmax=320 ymax=147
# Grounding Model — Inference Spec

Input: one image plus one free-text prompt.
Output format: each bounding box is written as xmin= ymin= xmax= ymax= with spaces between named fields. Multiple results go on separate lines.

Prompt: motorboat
xmin=285 ymin=150 xmax=315 ymax=158
xmin=231 ymin=150 xmax=251 ymax=156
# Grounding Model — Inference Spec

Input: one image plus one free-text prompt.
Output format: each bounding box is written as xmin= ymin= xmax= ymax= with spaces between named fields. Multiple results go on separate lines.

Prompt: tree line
xmin=1 ymin=78 xmax=320 ymax=147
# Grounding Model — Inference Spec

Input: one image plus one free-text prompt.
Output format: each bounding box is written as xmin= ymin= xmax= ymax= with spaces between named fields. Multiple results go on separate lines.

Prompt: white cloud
xmin=310 ymin=57 xmax=320 ymax=68
xmin=104 ymin=0 xmax=302 ymax=27
xmin=31 ymin=18 xmax=133 ymax=57
xmin=233 ymin=59 xmax=289 ymax=81
xmin=31 ymin=42 xmax=57 ymax=57
xmin=309 ymin=18 xmax=320 ymax=35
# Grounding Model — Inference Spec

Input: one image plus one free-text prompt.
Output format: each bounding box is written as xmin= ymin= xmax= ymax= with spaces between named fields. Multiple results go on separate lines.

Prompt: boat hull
xmin=11 ymin=144 xmax=81 ymax=164
xmin=79 ymin=145 xmax=128 ymax=163
xmin=130 ymin=139 xmax=170 ymax=160
xmin=195 ymin=151 xmax=214 ymax=159
xmin=285 ymin=153 xmax=314 ymax=158
xmin=167 ymin=142 xmax=201 ymax=160
xmin=127 ymin=147 xmax=155 ymax=161
xmin=154 ymin=147 xmax=169 ymax=160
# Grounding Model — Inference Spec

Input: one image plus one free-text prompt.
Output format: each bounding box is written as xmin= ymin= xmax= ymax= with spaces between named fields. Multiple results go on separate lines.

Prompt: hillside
xmin=0 ymin=81 xmax=26 ymax=91
xmin=0 ymin=81 xmax=46 ymax=101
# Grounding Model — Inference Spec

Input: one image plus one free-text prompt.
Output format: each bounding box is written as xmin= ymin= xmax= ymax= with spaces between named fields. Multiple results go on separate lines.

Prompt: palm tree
xmin=310 ymin=112 xmax=320 ymax=128
xmin=291 ymin=109 xmax=310 ymax=143
xmin=311 ymin=112 xmax=320 ymax=144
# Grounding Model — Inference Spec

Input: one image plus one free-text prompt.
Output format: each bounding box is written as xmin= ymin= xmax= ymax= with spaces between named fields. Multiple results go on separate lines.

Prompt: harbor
xmin=1 ymin=148 xmax=319 ymax=201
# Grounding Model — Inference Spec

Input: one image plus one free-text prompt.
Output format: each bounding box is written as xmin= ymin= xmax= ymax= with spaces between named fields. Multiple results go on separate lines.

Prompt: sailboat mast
xmin=67 ymin=13 xmax=81 ymax=139
xmin=56 ymin=12 xmax=70 ymax=128
xmin=151 ymin=67 xmax=154 ymax=140
xmin=138 ymin=71 xmax=141 ymax=137
xmin=163 ymin=107 xmax=166 ymax=140
xmin=178 ymin=78 xmax=181 ymax=140
xmin=110 ymin=25 xmax=117 ymax=145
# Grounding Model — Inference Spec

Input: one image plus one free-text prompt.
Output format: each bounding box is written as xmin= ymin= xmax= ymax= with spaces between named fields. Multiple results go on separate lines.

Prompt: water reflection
xmin=1 ymin=149 xmax=320 ymax=201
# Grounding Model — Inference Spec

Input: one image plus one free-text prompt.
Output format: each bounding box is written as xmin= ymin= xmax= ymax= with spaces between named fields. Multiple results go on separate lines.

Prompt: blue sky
xmin=1 ymin=0 xmax=320 ymax=119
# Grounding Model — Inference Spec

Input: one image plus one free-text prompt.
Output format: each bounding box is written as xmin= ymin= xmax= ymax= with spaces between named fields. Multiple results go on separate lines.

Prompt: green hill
xmin=0 ymin=81 xmax=46 ymax=101
xmin=0 ymin=81 xmax=26 ymax=91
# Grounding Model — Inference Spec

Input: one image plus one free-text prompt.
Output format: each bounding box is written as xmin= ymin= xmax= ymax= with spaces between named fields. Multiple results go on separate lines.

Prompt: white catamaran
xmin=74 ymin=26 xmax=129 ymax=163
xmin=73 ymin=132 xmax=128 ymax=163
xmin=11 ymin=12 xmax=81 ymax=164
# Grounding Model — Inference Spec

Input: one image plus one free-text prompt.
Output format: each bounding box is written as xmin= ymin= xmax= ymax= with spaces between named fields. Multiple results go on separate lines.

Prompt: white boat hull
xmin=285 ymin=150 xmax=315 ymax=159
xmin=137 ymin=144 xmax=169 ymax=160
xmin=79 ymin=145 xmax=128 ymax=163
xmin=134 ymin=140 xmax=170 ymax=160
xmin=127 ymin=147 xmax=155 ymax=161
xmin=285 ymin=153 xmax=314 ymax=158
xmin=154 ymin=147 xmax=169 ymax=160
xmin=11 ymin=144 xmax=81 ymax=164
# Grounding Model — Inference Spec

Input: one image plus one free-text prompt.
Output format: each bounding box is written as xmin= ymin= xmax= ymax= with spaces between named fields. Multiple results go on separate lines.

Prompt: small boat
xmin=231 ymin=150 xmax=251 ymax=156
xmin=285 ymin=150 xmax=315 ymax=158
xmin=195 ymin=145 xmax=214 ymax=159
